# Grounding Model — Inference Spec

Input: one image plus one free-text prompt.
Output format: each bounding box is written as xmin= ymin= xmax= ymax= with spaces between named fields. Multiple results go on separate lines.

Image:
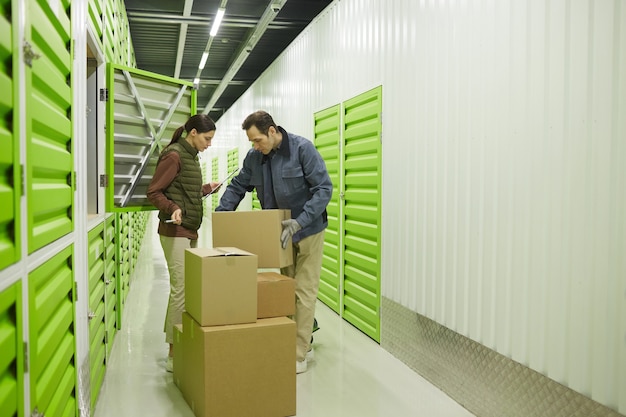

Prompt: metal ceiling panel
xmin=124 ymin=0 xmax=334 ymax=121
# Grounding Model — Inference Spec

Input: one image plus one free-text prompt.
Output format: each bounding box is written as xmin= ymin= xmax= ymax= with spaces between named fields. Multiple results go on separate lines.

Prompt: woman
xmin=147 ymin=114 xmax=219 ymax=372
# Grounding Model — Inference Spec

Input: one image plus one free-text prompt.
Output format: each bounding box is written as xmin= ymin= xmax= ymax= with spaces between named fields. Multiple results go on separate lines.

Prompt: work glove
xmin=280 ymin=219 xmax=301 ymax=249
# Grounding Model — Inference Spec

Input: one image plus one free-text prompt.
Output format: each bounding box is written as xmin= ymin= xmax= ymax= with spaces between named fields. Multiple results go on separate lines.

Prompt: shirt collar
xmin=275 ymin=126 xmax=290 ymax=157
xmin=179 ymin=137 xmax=199 ymax=158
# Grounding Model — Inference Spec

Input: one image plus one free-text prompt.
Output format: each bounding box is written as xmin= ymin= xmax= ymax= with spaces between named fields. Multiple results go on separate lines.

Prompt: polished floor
xmin=93 ymin=217 xmax=475 ymax=417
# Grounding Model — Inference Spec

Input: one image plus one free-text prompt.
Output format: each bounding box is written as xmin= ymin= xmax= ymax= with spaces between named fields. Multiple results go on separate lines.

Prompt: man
xmin=216 ymin=110 xmax=332 ymax=374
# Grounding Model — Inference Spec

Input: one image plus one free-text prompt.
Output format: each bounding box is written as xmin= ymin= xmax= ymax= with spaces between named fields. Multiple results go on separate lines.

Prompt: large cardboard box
xmin=181 ymin=313 xmax=296 ymax=417
xmin=185 ymin=247 xmax=257 ymax=326
xmin=173 ymin=324 xmax=184 ymax=390
xmin=257 ymin=272 xmax=295 ymax=318
xmin=212 ymin=210 xmax=293 ymax=268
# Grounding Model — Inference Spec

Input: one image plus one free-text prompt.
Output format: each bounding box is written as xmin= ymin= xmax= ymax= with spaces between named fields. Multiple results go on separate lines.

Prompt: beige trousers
xmin=160 ymin=235 xmax=197 ymax=344
xmin=281 ymin=230 xmax=325 ymax=362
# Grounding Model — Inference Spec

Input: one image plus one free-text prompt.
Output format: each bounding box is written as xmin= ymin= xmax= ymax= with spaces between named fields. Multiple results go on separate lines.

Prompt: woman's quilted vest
xmin=157 ymin=140 xmax=203 ymax=231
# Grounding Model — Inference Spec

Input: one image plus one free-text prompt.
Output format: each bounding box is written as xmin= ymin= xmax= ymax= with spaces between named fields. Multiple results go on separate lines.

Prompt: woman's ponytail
xmin=165 ymin=115 xmax=216 ymax=148
xmin=167 ymin=125 xmax=186 ymax=146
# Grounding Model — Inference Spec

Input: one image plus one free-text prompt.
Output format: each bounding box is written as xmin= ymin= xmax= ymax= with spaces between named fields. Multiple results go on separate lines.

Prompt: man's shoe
xmin=296 ymin=359 xmax=308 ymax=374
xmin=165 ymin=356 xmax=173 ymax=373
xmin=306 ymin=347 xmax=315 ymax=362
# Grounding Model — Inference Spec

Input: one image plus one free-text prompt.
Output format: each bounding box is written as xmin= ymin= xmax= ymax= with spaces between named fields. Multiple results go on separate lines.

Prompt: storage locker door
xmin=103 ymin=0 xmax=114 ymax=62
xmin=211 ymin=157 xmax=219 ymax=211
xmin=128 ymin=213 xmax=136 ymax=274
xmin=28 ymin=245 xmax=76 ymax=417
xmin=227 ymin=148 xmax=239 ymax=180
xmin=0 ymin=281 xmax=23 ymax=417
xmin=26 ymin=0 xmax=73 ymax=254
xmin=106 ymin=64 xmax=195 ymax=211
xmin=342 ymin=86 xmax=382 ymax=342
xmin=201 ymin=163 xmax=208 ymax=216
xmin=87 ymin=0 xmax=104 ymax=50
xmin=115 ymin=212 xmax=130 ymax=328
xmin=314 ymin=105 xmax=342 ymax=313
xmin=104 ymin=215 xmax=117 ymax=356
xmin=0 ymin=0 xmax=19 ymax=270
xmin=87 ymin=223 xmax=106 ymax=413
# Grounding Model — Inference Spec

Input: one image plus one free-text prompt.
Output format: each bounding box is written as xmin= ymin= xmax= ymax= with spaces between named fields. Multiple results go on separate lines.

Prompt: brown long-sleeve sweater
xmin=147 ymin=152 xmax=213 ymax=240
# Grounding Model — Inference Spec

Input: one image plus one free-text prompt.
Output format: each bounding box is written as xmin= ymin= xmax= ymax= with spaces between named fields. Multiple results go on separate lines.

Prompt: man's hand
xmin=280 ymin=219 xmax=301 ymax=248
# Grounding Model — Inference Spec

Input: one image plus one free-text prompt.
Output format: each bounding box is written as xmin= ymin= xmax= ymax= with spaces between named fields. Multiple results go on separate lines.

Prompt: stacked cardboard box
xmin=176 ymin=210 xmax=298 ymax=417
xmin=212 ymin=209 xmax=293 ymax=268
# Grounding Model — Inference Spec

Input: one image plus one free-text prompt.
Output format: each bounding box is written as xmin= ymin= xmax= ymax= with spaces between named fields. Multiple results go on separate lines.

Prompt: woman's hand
xmin=170 ymin=209 xmax=182 ymax=225
xmin=209 ymin=181 xmax=221 ymax=193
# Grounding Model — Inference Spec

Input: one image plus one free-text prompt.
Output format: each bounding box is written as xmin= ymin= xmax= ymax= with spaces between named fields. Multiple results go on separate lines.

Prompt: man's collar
xmin=274 ymin=126 xmax=290 ymax=157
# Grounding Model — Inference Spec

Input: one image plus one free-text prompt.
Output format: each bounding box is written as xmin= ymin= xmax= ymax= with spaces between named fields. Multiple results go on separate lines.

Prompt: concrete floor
xmin=93 ymin=215 xmax=474 ymax=417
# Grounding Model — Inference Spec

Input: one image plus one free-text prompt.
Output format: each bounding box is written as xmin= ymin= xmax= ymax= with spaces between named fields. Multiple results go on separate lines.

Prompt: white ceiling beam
xmin=174 ymin=0 xmax=194 ymax=79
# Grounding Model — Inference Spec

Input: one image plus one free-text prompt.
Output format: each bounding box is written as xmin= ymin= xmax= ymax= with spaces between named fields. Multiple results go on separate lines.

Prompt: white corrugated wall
xmin=204 ymin=0 xmax=626 ymax=412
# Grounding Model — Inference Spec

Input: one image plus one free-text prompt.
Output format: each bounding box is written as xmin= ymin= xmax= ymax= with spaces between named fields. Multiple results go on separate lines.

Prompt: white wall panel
xmin=206 ymin=0 xmax=626 ymax=412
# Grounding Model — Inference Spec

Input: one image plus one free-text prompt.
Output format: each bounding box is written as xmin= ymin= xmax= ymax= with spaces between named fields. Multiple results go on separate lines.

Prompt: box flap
xmin=258 ymin=272 xmax=293 ymax=283
xmin=186 ymin=247 xmax=255 ymax=258
xmin=215 ymin=247 xmax=256 ymax=257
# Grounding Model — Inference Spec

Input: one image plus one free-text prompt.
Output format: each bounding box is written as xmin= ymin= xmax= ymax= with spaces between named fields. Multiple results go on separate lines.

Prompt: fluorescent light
xmin=193 ymin=77 xmax=200 ymax=85
xmin=199 ymin=52 xmax=209 ymax=69
xmin=210 ymin=8 xmax=225 ymax=37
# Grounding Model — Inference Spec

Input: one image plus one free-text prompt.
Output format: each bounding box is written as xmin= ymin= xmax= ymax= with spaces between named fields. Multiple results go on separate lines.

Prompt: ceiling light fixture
xmin=210 ymin=8 xmax=225 ymax=37
xmin=193 ymin=77 xmax=200 ymax=85
xmin=199 ymin=52 xmax=209 ymax=69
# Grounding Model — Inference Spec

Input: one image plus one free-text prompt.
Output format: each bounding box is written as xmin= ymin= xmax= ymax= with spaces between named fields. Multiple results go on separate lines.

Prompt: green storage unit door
xmin=116 ymin=212 xmax=130 ymax=328
xmin=342 ymin=86 xmax=382 ymax=342
xmin=26 ymin=0 xmax=73 ymax=254
xmin=28 ymin=245 xmax=76 ymax=417
xmin=105 ymin=64 xmax=195 ymax=211
xmin=211 ymin=157 xmax=219 ymax=211
xmin=104 ymin=215 xmax=117 ymax=357
xmin=88 ymin=0 xmax=104 ymax=49
xmin=314 ymin=105 xmax=342 ymax=313
xmin=87 ymin=223 xmax=106 ymax=413
xmin=103 ymin=0 xmax=115 ymax=62
xmin=129 ymin=213 xmax=136 ymax=274
xmin=0 ymin=0 xmax=19 ymax=270
xmin=0 ymin=281 xmax=23 ymax=417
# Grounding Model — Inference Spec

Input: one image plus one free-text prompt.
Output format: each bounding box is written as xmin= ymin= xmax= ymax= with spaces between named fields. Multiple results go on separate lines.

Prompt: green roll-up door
xmin=87 ymin=223 xmax=106 ymax=413
xmin=211 ymin=157 xmax=219 ymax=211
xmin=0 ymin=0 xmax=19 ymax=270
xmin=116 ymin=212 xmax=130 ymax=328
xmin=29 ymin=245 xmax=76 ymax=417
xmin=105 ymin=64 xmax=196 ymax=211
xmin=26 ymin=0 xmax=73 ymax=254
xmin=129 ymin=213 xmax=137 ymax=274
xmin=0 ymin=281 xmax=23 ymax=417
xmin=87 ymin=0 xmax=104 ymax=50
xmin=104 ymin=214 xmax=117 ymax=357
xmin=342 ymin=86 xmax=382 ymax=342
xmin=314 ymin=105 xmax=342 ymax=313
xmin=103 ymin=0 xmax=115 ymax=62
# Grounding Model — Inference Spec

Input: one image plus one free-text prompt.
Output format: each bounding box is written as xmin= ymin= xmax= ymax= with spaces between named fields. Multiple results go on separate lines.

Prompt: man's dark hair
xmin=242 ymin=110 xmax=276 ymax=135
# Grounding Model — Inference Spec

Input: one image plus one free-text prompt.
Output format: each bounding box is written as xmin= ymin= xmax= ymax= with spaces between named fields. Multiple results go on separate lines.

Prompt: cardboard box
xmin=185 ymin=247 xmax=257 ymax=326
xmin=257 ymin=272 xmax=295 ymax=318
xmin=181 ymin=313 xmax=296 ymax=417
xmin=212 ymin=209 xmax=293 ymax=268
xmin=173 ymin=324 xmax=184 ymax=390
